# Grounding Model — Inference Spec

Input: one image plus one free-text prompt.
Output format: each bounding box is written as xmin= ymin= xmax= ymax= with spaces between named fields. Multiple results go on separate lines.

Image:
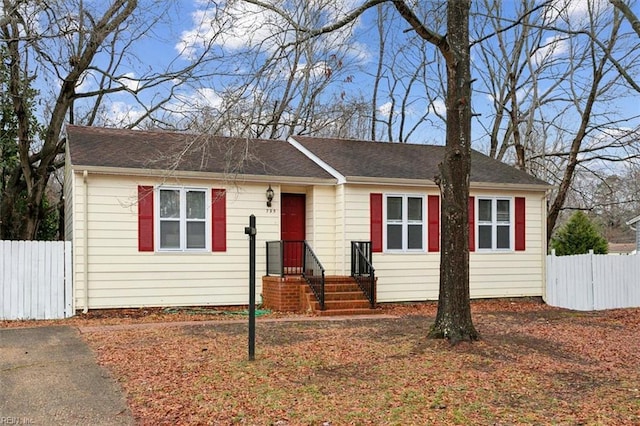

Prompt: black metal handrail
xmin=265 ymin=240 xmax=325 ymax=310
xmin=303 ymin=242 xmax=325 ymax=310
xmin=351 ymin=241 xmax=376 ymax=308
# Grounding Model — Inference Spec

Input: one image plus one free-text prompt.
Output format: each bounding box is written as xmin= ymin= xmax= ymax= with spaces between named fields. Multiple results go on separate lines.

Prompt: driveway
xmin=0 ymin=326 xmax=133 ymax=425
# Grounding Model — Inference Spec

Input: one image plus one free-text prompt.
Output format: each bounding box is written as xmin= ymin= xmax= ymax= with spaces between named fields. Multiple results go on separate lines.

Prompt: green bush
xmin=551 ymin=211 xmax=608 ymax=255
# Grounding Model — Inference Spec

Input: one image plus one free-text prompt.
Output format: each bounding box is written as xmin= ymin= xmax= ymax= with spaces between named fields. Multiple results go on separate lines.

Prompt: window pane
xmin=478 ymin=225 xmax=492 ymax=249
xmin=408 ymin=224 xmax=423 ymax=249
xmin=187 ymin=191 xmax=205 ymax=219
xmin=497 ymin=225 xmax=510 ymax=249
xmin=387 ymin=224 xmax=402 ymax=249
xmin=160 ymin=221 xmax=180 ymax=248
xmin=408 ymin=197 xmax=423 ymax=221
xmin=478 ymin=199 xmax=492 ymax=222
xmin=497 ymin=200 xmax=510 ymax=222
xmin=160 ymin=190 xmax=180 ymax=218
xmin=387 ymin=197 xmax=402 ymax=221
xmin=187 ymin=222 xmax=206 ymax=249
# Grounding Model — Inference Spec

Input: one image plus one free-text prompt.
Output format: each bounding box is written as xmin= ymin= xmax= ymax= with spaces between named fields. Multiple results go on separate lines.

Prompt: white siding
xmin=469 ymin=189 xmax=546 ymax=299
xmin=73 ymin=173 xmax=280 ymax=309
xmin=71 ymin=170 xmax=547 ymax=308
xmin=333 ymin=185 xmax=546 ymax=302
xmin=306 ymin=185 xmax=337 ymax=273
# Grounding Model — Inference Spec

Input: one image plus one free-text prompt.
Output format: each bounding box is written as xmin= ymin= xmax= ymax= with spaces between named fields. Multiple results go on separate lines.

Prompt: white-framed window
xmin=157 ymin=187 xmax=210 ymax=251
xmin=384 ymin=194 xmax=425 ymax=252
xmin=477 ymin=197 xmax=512 ymax=250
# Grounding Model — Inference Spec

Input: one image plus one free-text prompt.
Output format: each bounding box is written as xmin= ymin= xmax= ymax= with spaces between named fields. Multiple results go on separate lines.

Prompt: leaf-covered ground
xmin=75 ymin=300 xmax=640 ymax=425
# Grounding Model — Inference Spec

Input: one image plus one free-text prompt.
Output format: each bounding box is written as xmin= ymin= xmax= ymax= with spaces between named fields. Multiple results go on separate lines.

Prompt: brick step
xmin=321 ymin=291 xmax=369 ymax=301
xmin=303 ymin=283 xmax=361 ymax=293
xmin=315 ymin=308 xmax=383 ymax=317
xmin=310 ymin=299 xmax=372 ymax=311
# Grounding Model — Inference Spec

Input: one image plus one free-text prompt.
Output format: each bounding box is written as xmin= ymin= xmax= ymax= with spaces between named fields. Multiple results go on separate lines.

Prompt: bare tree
xmin=0 ymin=0 xmax=224 ymax=239
xmin=238 ymin=0 xmax=478 ymax=341
xmin=472 ymin=0 xmax=640 ymax=240
xmin=610 ymin=0 xmax=640 ymax=37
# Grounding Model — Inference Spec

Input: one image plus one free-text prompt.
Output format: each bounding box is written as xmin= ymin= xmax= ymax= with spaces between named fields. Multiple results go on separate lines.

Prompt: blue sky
xmin=61 ymin=0 xmax=640 ymax=169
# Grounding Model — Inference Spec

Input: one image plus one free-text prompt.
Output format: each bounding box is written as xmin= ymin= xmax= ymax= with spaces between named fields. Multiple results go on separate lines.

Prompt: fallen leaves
xmin=73 ymin=300 xmax=640 ymax=425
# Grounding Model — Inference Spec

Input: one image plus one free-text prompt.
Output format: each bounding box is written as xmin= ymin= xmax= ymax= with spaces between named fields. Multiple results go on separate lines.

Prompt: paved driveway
xmin=0 ymin=326 xmax=133 ymax=425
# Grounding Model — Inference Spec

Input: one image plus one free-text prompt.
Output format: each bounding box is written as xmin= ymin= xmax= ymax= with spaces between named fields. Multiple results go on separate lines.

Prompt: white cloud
xmin=176 ymin=2 xmax=289 ymax=59
xmin=543 ymin=0 xmax=610 ymax=28
xmin=378 ymin=101 xmax=393 ymax=118
xmin=75 ymin=70 xmax=99 ymax=93
xmin=167 ymin=87 xmax=224 ymax=116
xmin=532 ymin=35 xmax=569 ymax=67
xmin=428 ymin=99 xmax=446 ymax=116
xmin=176 ymin=0 xmax=367 ymax=65
xmin=117 ymin=73 xmax=140 ymax=92
xmin=102 ymin=101 xmax=145 ymax=127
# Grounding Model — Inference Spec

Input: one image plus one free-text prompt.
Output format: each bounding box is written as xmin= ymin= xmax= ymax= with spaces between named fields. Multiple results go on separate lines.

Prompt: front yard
xmin=72 ymin=300 xmax=640 ymax=425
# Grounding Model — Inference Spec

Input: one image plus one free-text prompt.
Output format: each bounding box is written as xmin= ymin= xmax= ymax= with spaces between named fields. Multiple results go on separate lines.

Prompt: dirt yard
xmin=57 ymin=300 xmax=640 ymax=425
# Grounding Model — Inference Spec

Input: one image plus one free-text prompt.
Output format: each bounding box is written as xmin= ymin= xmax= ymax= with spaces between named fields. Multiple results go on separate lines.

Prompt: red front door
xmin=281 ymin=194 xmax=306 ymax=269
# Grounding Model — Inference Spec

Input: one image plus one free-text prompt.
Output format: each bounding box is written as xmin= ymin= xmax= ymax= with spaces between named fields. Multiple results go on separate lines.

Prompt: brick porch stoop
xmin=262 ymin=275 xmax=380 ymax=316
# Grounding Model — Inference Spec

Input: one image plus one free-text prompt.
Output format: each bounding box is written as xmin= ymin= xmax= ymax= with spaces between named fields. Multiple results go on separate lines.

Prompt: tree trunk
xmin=428 ymin=0 xmax=478 ymax=343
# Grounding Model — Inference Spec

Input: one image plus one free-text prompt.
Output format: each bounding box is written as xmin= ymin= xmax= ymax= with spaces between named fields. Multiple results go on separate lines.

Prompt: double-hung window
xmin=477 ymin=198 xmax=511 ymax=250
xmin=158 ymin=187 xmax=209 ymax=251
xmin=385 ymin=195 xmax=425 ymax=251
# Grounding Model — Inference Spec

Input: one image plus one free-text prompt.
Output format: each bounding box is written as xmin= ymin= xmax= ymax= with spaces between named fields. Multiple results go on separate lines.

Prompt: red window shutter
xmin=468 ymin=196 xmax=475 ymax=252
xmin=212 ymin=189 xmax=227 ymax=252
xmin=138 ymin=186 xmax=154 ymax=252
xmin=427 ymin=195 xmax=440 ymax=252
xmin=515 ymin=197 xmax=526 ymax=251
xmin=370 ymin=193 xmax=383 ymax=253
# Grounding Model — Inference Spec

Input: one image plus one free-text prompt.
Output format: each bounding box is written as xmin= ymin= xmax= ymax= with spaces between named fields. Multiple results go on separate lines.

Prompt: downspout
xmin=342 ymin=185 xmax=347 ymax=275
xmin=83 ymin=170 xmax=89 ymax=313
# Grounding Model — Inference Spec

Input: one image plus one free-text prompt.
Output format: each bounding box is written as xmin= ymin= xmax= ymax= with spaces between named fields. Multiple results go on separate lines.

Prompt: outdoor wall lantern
xmin=266 ymin=184 xmax=275 ymax=207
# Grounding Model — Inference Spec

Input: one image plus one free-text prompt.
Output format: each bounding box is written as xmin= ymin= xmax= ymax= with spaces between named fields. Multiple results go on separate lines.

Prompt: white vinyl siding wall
xmin=71 ymin=172 xmax=546 ymax=309
xmin=339 ymin=185 xmax=440 ymax=302
xmin=305 ymin=185 xmax=337 ymax=274
xmin=469 ymin=189 xmax=546 ymax=299
xmin=334 ymin=185 xmax=546 ymax=302
xmin=71 ymin=172 xmax=281 ymax=309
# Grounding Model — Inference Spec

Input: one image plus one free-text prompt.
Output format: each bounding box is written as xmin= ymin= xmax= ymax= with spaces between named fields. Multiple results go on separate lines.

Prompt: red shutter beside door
xmin=138 ymin=186 xmax=154 ymax=252
xmin=211 ymin=189 xmax=227 ymax=252
xmin=515 ymin=197 xmax=526 ymax=251
xmin=427 ymin=195 xmax=440 ymax=252
xmin=468 ymin=196 xmax=475 ymax=252
xmin=370 ymin=193 xmax=383 ymax=253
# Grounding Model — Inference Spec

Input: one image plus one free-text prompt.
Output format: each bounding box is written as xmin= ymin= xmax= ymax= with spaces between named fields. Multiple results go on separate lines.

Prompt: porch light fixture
xmin=266 ymin=184 xmax=275 ymax=207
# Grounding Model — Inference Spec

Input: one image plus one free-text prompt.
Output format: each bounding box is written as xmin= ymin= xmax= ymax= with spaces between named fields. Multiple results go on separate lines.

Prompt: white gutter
xmin=82 ymin=170 xmax=89 ymax=313
xmin=288 ymin=136 xmax=347 ymax=184
xmin=72 ymin=166 xmax=336 ymax=185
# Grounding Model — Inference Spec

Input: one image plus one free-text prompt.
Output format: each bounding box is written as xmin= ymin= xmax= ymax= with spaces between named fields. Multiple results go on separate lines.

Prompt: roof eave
xmin=470 ymin=181 xmax=551 ymax=191
xmin=71 ymin=164 xmax=337 ymax=185
xmin=343 ymin=176 xmax=549 ymax=191
xmin=626 ymin=214 xmax=640 ymax=226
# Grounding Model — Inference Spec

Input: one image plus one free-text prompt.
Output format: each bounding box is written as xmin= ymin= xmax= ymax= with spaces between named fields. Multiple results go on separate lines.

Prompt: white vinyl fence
xmin=546 ymin=251 xmax=640 ymax=311
xmin=1 ymin=240 xmax=73 ymax=320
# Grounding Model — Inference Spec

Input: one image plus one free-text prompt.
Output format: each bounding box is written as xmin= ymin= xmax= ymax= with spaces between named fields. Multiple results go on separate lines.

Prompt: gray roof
xmin=66 ymin=125 xmax=334 ymax=180
xmin=66 ymin=125 xmax=548 ymax=188
xmin=292 ymin=136 xmax=549 ymax=187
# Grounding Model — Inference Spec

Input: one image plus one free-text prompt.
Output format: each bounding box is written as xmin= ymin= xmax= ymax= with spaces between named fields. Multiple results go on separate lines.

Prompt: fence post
xmin=589 ymin=249 xmax=595 ymax=310
xmin=545 ymin=249 xmax=555 ymax=306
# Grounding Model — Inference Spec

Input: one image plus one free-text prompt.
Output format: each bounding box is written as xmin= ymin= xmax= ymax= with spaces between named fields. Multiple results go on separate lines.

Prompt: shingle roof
xmin=66 ymin=125 xmax=335 ymax=180
xmin=66 ymin=125 xmax=548 ymax=188
xmin=291 ymin=136 xmax=549 ymax=187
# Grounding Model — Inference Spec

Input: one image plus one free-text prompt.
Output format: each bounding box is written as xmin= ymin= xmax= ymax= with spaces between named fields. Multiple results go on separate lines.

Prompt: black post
xmin=244 ymin=214 xmax=257 ymax=361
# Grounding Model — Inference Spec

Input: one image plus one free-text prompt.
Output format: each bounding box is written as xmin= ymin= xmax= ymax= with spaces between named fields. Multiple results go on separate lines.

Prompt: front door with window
xmin=281 ymin=194 xmax=306 ymax=270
